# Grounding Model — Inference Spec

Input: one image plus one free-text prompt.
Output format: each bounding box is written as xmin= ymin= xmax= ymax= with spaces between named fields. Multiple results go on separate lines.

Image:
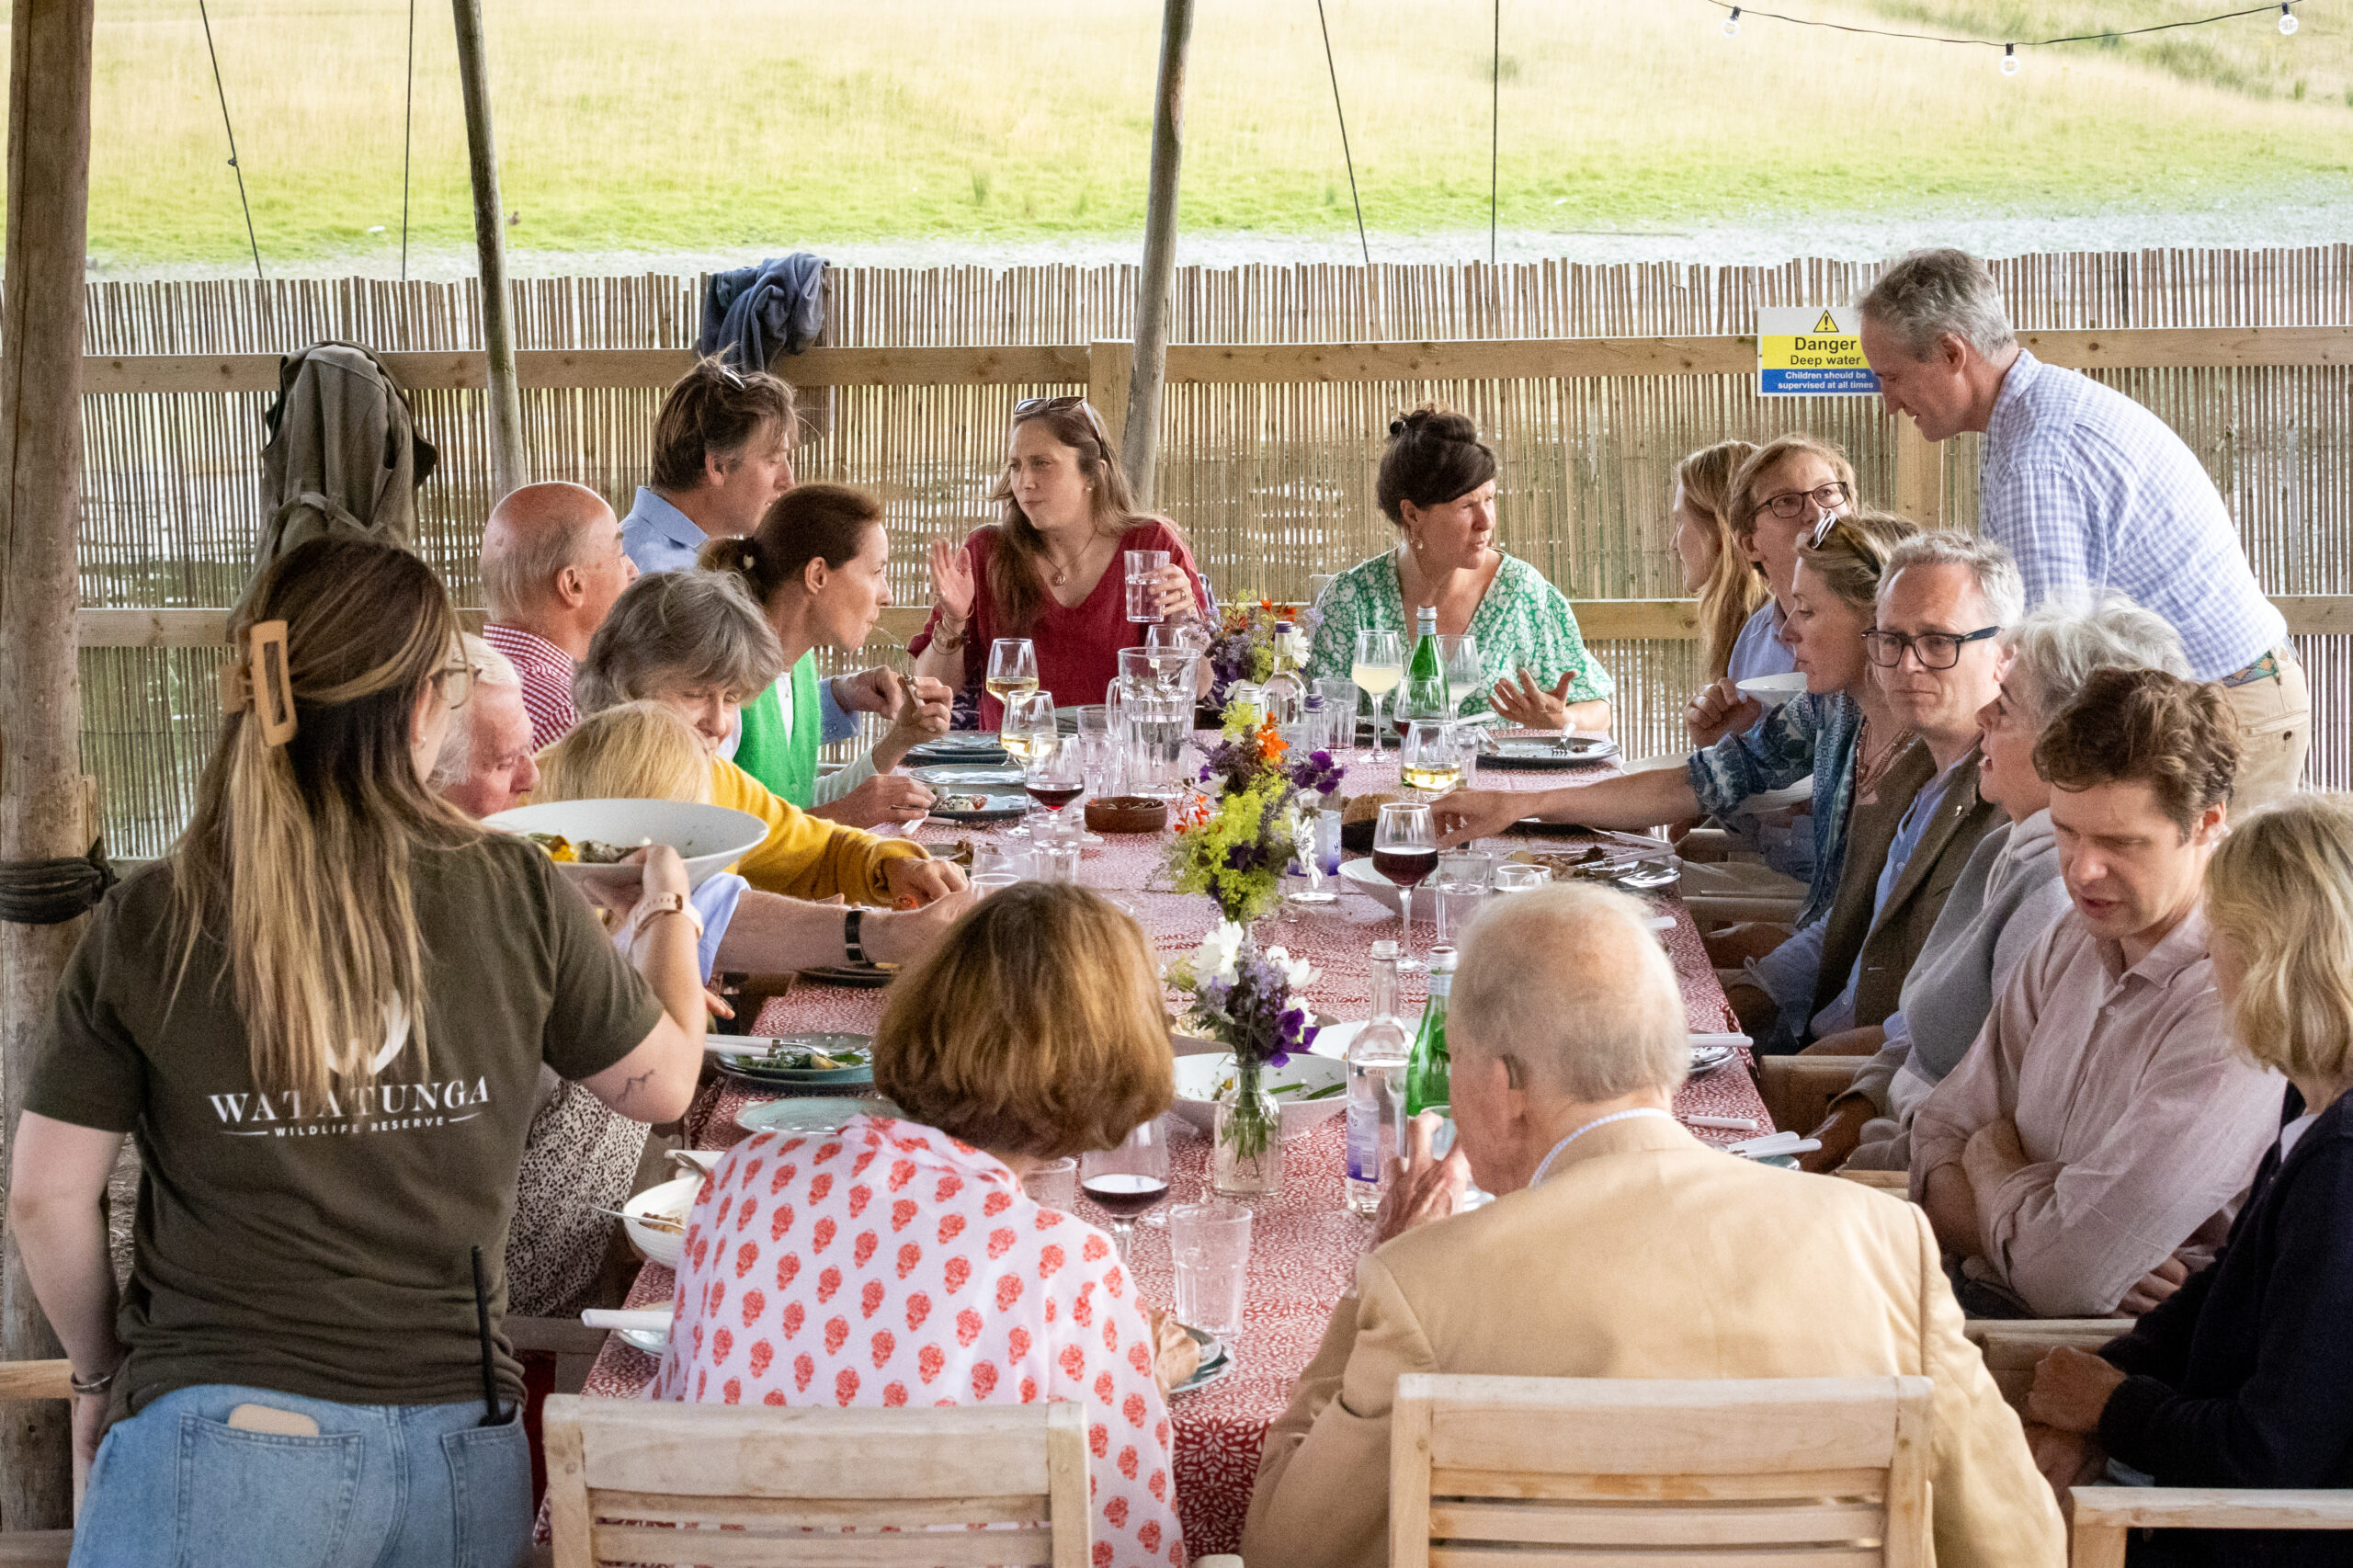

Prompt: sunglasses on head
xmin=1012 ymin=395 xmax=1111 ymax=449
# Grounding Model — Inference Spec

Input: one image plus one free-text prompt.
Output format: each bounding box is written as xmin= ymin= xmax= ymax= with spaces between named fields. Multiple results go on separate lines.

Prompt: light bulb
xmin=2000 ymin=43 xmax=2020 ymax=75
xmin=1722 ymin=6 xmax=1741 ymax=37
xmin=2279 ymin=5 xmax=2299 ymax=35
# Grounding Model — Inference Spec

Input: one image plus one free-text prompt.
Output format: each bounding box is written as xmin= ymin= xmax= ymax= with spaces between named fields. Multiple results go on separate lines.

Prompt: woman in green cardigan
xmin=701 ymin=484 xmax=950 ymax=827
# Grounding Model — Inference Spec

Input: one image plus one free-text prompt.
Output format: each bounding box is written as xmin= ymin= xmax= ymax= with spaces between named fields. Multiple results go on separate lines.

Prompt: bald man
xmin=1243 ymin=884 xmax=2062 ymax=1568
xmin=479 ymin=482 xmax=638 ymax=749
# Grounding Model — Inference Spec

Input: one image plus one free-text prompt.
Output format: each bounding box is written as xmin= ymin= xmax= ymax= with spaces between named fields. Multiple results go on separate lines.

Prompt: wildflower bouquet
xmin=1169 ymin=921 xmax=1322 ymax=1195
xmin=1203 ymin=598 xmax=1317 ymax=707
xmin=1167 ymin=712 xmax=1347 ymax=924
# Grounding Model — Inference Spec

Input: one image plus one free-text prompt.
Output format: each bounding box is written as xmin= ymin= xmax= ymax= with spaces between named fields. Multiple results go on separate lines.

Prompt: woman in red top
xmin=911 ymin=397 xmax=1208 ymax=726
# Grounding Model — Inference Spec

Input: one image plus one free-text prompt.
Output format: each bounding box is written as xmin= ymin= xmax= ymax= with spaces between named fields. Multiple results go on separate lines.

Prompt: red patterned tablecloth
xmin=573 ymin=738 xmax=1765 ymax=1558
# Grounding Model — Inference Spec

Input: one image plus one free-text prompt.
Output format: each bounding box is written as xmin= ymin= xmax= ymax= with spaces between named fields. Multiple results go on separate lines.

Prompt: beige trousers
xmin=2224 ymin=653 xmax=2310 ymax=819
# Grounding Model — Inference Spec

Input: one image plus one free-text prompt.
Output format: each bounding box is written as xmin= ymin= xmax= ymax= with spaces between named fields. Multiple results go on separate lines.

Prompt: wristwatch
xmin=631 ymin=892 xmax=703 ymax=946
xmin=843 ymin=907 xmax=867 ymax=965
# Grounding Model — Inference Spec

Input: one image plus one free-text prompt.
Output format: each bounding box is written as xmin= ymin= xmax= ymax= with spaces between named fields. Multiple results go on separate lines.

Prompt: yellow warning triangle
xmin=1812 ymin=309 xmax=1841 ymax=334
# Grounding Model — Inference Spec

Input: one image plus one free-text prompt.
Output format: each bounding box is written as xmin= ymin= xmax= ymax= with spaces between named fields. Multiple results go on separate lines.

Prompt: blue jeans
xmin=70 ymin=1383 xmax=529 ymax=1568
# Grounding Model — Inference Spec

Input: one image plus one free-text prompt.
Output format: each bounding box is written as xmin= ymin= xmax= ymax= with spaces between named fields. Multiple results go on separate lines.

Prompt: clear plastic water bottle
xmin=1346 ymin=941 xmax=1413 ymax=1216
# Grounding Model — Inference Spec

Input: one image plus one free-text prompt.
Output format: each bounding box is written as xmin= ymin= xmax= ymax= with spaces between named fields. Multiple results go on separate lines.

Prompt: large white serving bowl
xmin=1736 ymin=672 xmax=1810 ymax=710
xmin=1338 ymin=857 xmax=1415 ymax=914
xmin=484 ymin=799 xmax=767 ymax=891
xmin=1169 ymin=1052 xmax=1348 ymax=1141
xmin=620 ymin=1174 xmax=701 ymax=1268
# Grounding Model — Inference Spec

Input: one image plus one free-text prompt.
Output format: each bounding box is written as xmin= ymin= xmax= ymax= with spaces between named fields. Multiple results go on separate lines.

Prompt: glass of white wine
xmin=985 ymin=638 xmax=1040 ymax=726
xmin=1351 ymin=629 xmax=1404 ymax=755
xmin=1399 ymin=720 xmax=1463 ymax=798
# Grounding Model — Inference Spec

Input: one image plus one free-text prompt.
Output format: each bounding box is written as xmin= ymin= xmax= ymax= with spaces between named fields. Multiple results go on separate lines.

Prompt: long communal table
xmin=569 ymin=738 xmax=1770 ymax=1557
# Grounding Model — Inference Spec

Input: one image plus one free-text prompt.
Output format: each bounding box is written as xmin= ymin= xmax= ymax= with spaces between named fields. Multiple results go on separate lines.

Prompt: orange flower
xmin=1255 ymin=721 xmax=1288 ymax=764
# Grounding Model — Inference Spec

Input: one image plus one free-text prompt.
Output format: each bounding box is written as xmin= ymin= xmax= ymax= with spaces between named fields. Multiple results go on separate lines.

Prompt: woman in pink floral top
xmin=655 ymin=884 xmax=1188 ymax=1568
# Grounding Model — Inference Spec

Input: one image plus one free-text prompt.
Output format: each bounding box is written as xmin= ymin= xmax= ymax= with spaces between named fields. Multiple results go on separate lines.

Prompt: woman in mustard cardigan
xmin=573 ymin=570 xmax=963 ymax=908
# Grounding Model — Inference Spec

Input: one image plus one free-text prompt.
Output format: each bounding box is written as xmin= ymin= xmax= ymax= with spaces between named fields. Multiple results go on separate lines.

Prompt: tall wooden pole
xmin=452 ymin=0 xmax=527 ymax=502
xmin=1120 ymin=0 xmax=1195 ymax=510
xmin=0 ymin=0 xmax=96 ymax=1530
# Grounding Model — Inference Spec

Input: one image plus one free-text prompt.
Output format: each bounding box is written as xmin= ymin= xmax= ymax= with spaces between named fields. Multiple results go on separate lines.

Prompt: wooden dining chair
xmin=2068 ymin=1486 xmax=2353 ymax=1567
xmin=1972 ymin=1325 xmax=2132 ymax=1417
xmin=1388 ymin=1373 xmax=1935 ymax=1567
xmin=541 ymin=1395 xmax=1090 ymax=1568
xmin=1755 ymin=1055 xmax=1866 ymax=1135
xmin=0 ymin=1358 xmax=80 ymax=1566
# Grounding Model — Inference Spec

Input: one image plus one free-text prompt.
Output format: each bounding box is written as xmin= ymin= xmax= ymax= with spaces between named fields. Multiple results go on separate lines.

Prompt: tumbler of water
xmin=1122 ymin=687 xmax=1189 ymax=797
xmin=1125 ymin=550 xmax=1171 ymax=624
xmin=1167 ymin=1200 xmax=1251 ymax=1340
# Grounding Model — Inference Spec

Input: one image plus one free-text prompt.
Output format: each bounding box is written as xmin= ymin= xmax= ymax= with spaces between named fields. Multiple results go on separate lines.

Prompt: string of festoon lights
xmin=1708 ymin=1 xmax=2306 ymax=74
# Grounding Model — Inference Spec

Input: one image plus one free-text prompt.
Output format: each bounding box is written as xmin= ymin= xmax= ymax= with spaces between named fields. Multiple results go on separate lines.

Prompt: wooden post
xmin=451 ymin=0 xmax=527 ymax=502
xmin=0 ymin=0 xmax=96 ymax=1531
xmin=1120 ymin=0 xmax=1195 ymax=509
xmin=1892 ymin=415 xmax=1946 ymax=529
xmin=1088 ymin=341 xmax=1134 ymax=471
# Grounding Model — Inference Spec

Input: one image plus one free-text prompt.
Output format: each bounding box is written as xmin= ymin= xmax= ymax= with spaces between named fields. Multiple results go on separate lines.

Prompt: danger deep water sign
xmin=1756 ymin=306 xmax=1881 ymax=397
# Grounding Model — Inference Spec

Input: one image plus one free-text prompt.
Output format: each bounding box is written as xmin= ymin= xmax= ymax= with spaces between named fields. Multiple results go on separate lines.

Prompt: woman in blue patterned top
xmin=1304 ymin=406 xmax=1614 ymax=731
xmin=1438 ymin=508 xmax=1919 ymax=938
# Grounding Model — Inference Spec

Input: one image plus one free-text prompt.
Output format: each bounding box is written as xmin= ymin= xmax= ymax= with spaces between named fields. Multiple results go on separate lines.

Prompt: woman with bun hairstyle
xmin=911 ymin=398 xmax=1207 ymax=727
xmin=701 ymin=483 xmax=952 ymax=829
xmin=1305 ymin=404 xmax=1614 ymax=732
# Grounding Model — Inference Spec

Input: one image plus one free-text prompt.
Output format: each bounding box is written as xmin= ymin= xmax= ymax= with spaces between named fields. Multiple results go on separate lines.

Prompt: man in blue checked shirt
xmin=1859 ymin=248 xmax=2306 ymax=816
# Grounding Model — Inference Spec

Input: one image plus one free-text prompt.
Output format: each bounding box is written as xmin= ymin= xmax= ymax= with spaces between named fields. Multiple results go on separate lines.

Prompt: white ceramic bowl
xmin=484 ymin=799 xmax=767 ymax=891
xmin=620 ymin=1174 xmax=701 ymax=1269
xmin=1169 ymin=1052 xmax=1349 ymax=1141
xmin=1338 ymin=857 xmax=1419 ymax=915
xmin=1736 ymin=673 xmax=1811 ymax=710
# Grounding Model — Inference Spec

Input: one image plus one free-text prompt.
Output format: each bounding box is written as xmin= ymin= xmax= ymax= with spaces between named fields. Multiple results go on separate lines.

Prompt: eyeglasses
xmin=1862 ymin=626 xmax=2001 ymax=670
xmin=1012 ymin=394 xmax=1112 ymax=450
xmin=432 ymin=659 xmax=483 ymax=709
xmin=1758 ymin=482 xmax=1852 ymax=522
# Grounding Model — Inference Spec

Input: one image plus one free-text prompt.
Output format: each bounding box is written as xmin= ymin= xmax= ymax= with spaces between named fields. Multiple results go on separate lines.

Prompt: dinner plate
xmin=712 ymin=1033 xmax=876 ymax=1086
xmin=735 ymin=1095 xmax=899 ymax=1138
xmin=905 ymin=738 xmax=1012 ymax=767
xmin=617 ymin=1325 xmax=669 ymax=1356
xmin=794 ymin=961 xmax=899 ymax=988
xmin=1479 ymin=734 xmax=1620 ymax=769
xmin=928 ymin=793 xmax=1031 ymax=824
xmin=1688 ymin=1043 xmax=1737 ymax=1076
xmin=911 ymin=767 xmax=1026 ymax=788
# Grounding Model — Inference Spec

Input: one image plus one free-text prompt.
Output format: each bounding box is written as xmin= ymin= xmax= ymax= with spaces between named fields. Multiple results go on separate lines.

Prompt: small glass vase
xmin=1213 ymin=1060 xmax=1285 ymax=1199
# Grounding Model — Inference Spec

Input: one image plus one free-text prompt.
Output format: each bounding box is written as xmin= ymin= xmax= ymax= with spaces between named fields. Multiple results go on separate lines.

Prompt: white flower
xmin=1262 ymin=943 xmax=1318 ymax=991
xmin=1192 ymin=921 xmax=1246 ymax=983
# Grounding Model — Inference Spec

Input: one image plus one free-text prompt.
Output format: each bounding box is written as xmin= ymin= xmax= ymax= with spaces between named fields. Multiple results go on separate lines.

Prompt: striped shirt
xmin=482 ymin=622 xmax=577 ymax=751
xmin=1979 ymin=350 xmax=2283 ymax=682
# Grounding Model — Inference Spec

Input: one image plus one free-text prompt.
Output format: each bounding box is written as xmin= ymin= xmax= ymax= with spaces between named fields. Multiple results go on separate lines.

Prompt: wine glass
xmin=1373 ymin=800 xmax=1438 ymax=972
xmin=1351 ymin=630 xmax=1404 ymax=754
xmin=985 ymin=639 xmax=1040 ymax=723
xmin=1399 ymin=720 xmax=1462 ymax=799
xmin=1080 ymin=1117 xmax=1171 ymax=1266
xmin=1000 ymin=690 xmax=1058 ymax=836
xmin=1022 ymin=735 xmax=1086 ymax=846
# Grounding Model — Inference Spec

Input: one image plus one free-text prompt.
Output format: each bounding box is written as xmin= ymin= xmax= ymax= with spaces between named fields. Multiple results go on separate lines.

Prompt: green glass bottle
xmin=1399 ymin=605 xmax=1451 ymax=732
xmin=1404 ymin=943 xmax=1456 ymax=1117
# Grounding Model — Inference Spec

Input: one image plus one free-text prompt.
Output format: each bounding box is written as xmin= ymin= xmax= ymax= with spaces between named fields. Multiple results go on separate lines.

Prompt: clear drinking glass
xmin=1021 ymin=1156 xmax=1078 ymax=1211
xmin=1438 ymin=632 xmax=1484 ymax=718
xmin=1125 ymin=550 xmax=1172 ymax=624
xmin=1351 ymin=630 xmax=1404 ymax=754
xmin=1121 ymin=686 xmax=1188 ymax=798
xmin=1399 ymin=720 xmax=1462 ymax=798
xmin=1372 ymin=800 xmax=1438 ymax=972
xmin=1001 ymin=691 xmax=1059 ymax=836
xmin=1433 ymin=848 xmax=1492 ymax=947
xmin=1491 ymin=862 xmax=1552 ymax=894
xmin=1315 ymin=676 xmax=1360 ymax=758
xmin=1167 ymin=1200 xmax=1252 ymax=1340
xmin=985 ymin=639 xmax=1040 ymax=722
xmin=1023 ymin=736 xmax=1086 ymax=844
xmin=1080 ymin=1117 xmax=1171 ymax=1266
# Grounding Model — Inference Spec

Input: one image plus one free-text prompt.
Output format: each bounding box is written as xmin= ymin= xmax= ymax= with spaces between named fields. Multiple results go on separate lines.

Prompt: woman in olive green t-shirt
xmin=7 ymin=539 xmax=708 ymax=1568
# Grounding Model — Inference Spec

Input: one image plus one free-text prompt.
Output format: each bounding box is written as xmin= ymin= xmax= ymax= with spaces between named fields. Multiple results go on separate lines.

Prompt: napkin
xmin=582 ymin=1308 xmax=673 ymax=1333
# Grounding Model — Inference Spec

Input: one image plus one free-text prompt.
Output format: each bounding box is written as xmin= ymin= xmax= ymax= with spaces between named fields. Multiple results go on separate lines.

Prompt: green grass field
xmin=59 ymin=0 xmax=2353 ymax=267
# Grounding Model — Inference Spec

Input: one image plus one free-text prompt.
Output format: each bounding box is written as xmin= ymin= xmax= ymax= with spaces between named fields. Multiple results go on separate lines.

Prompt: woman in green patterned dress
xmin=1304 ymin=405 xmax=1614 ymax=732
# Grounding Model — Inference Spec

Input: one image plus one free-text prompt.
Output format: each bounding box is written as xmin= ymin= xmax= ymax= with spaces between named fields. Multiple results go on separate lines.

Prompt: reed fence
xmin=64 ymin=247 xmax=2353 ymax=856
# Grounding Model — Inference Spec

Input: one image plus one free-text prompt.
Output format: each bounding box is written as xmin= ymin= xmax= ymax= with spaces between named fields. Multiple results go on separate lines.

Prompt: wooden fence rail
xmin=63 ymin=253 xmax=2353 ymax=856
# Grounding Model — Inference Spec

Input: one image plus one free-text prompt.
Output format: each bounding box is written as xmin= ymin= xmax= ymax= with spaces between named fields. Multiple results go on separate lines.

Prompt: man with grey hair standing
xmin=480 ymin=481 xmax=638 ymax=749
xmin=1242 ymin=884 xmax=2063 ymax=1568
xmin=1859 ymin=248 xmax=2304 ymax=812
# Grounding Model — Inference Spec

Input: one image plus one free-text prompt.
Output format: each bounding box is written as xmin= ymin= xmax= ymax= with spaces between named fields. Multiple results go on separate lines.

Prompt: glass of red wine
xmin=1372 ymin=800 xmax=1438 ymax=974
xmin=1023 ymin=737 xmax=1087 ymax=846
xmin=1080 ymin=1116 xmax=1171 ymax=1266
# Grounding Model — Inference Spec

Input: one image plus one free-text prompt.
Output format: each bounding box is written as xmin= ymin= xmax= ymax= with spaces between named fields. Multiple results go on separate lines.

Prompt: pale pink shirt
xmin=1909 ymin=906 xmax=2283 ymax=1317
xmin=652 ymin=1115 xmax=1186 ymax=1568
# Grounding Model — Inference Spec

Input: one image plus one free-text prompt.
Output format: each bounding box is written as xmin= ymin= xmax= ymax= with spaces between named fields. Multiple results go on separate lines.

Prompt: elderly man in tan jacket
xmin=1242 ymin=883 xmax=2062 ymax=1568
